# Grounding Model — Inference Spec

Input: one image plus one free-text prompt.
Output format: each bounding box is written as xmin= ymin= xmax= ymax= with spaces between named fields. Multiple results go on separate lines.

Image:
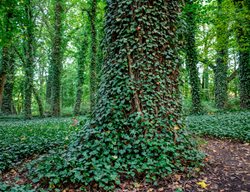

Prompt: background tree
xmin=234 ymin=0 xmax=250 ymax=109
xmin=184 ymin=0 xmax=202 ymax=114
xmin=50 ymin=0 xmax=64 ymax=116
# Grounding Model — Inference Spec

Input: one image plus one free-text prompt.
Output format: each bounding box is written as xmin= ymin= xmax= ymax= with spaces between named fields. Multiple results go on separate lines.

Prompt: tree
xmin=213 ymin=0 xmax=229 ymax=109
xmin=23 ymin=0 xmax=35 ymax=119
xmin=185 ymin=0 xmax=202 ymax=114
xmin=234 ymin=0 xmax=250 ymax=109
xmin=73 ymin=29 xmax=88 ymax=115
xmin=49 ymin=0 xmax=202 ymax=189
xmin=88 ymin=0 xmax=98 ymax=112
xmin=2 ymin=51 xmax=15 ymax=115
xmin=0 ymin=0 xmax=16 ymax=111
xmin=50 ymin=0 xmax=64 ymax=116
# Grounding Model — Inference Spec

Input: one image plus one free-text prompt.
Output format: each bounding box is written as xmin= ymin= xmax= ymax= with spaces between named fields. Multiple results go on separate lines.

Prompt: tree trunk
xmin=185 ymin=0 xmax=202 ymax=114
xmin=33 ymin=87 xmax=44 ymax=117
xmin=72 ymin=0 xmax=201 ymax=187
xmin=23 ymin=0 xmax=35 ymax=119
xmin=2 ymin=50 xmax=15 ymax=115
xmin=0 ymin=4 xmax=14 ymax=110
xmin=46 ymin=65 xmax=53 ymax=109
xmin=234 ymin=0 xmax=250 ymax=109
xmin=73 ymin=32 xmax=88 ymax=116
xmin=214 ymin=0 xmax=229 ymax=109
xmin=51 ymin=0 xmax=64 ymax=117
xmin=0 ymin=47 xmax=8 ymax=109
xmin=89 ymin=0 xmax=97 ymax=112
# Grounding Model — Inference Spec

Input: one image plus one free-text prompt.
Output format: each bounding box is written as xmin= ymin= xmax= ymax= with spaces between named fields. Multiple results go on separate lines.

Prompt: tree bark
xmin=23 ymin=0 xmax=35 ymax=119
xmin=2 ymin=49 xmax=15 ymax=115
xmin=185 ymin=0 xmax=202 ymax=114
xmin=51 ymin=0 xmax=64 ymax=116
xmin=214 ymin=0 xmax=229 ymax=109
xmin=89 ymin=0 xmax=97 ymax=112
xmin=33 ymin=87 xmax=44 ymax=117
xmin=234 ymin=0 xmax=250 ymax=109
xmin=73 ymin=32 xmax=88 ymax=115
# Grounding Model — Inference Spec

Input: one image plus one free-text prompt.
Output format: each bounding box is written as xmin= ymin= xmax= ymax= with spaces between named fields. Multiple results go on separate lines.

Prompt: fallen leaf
xmin=197 ymin=180 xmax=208 ymax=189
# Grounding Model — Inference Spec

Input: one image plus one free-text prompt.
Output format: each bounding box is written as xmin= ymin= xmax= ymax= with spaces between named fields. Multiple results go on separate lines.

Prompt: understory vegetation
xmin=0 ymin=117 xmax=86 ymax=173
xmin=1 ymin=111 xmax=249 ymax=191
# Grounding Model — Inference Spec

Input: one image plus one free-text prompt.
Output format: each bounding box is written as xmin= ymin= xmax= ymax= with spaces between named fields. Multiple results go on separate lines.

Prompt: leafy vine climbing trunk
xmin=234 ymin=0 xmax=250 ymax=109
xmin=0 ymin=47 xmax=8 ymax=110
xmin=24 ymin=0 xmax=35 ymax=119
xmin=93 ymin=0 xmax=183 ymax=133
xmin=73 ymin=31 xmax=88 ymax=115
xmin=214 ymin=0 xmax=229 ymax=109
xmin=51 ymin=0 xmax=64 ymax=116
xmin=89 ymin=0 xmax=97 ymax=112
xmin=185 ymin=0 xmax=202 ymax=114
xmin=2 ymin=48 xmax=15 ymax=115
xmin=0 ymin=2 xmax=15 ymax=111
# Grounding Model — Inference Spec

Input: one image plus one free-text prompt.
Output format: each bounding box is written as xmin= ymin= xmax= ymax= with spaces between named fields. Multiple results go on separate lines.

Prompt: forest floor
xmin=1 ymin=137 xmax=249 ymax=192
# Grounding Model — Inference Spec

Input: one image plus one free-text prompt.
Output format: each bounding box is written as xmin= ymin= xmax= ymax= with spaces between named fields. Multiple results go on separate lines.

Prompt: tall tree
xmin=88 ymin=0 xmax=97 ymax=112
xmin=234 ymin=0 xmax=250 ymax=109
xmin=50 ymin=0 xmax=64 ymax=116
xmin=185 ymin=0 xmax=202 ymax=114
xmin=73 ymin=30 xmax=88 ymax=115
xmin=2 ymin=50 xmax=15 ymax=115
xmin=23 ymin=0 xmax=35 ymax=119
xmin=60 ymin=0 xmax=202 ymax=189
xmin=214 ymin=0 xmax=229 ymax=109
xmin=0 ymin=1 xmax=16 ymax=111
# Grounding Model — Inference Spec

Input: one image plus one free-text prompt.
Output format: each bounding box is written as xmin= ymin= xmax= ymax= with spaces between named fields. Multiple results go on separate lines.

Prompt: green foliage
xmin=187 ymin=111 xmax=250 ymax=142
xmin=0 ymin=117 xmax=81 ymax=173
xmin=26 ymin=126 xmax=204 ymax=191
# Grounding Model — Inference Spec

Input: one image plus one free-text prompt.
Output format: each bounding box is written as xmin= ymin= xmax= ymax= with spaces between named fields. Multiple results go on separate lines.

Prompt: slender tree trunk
xmin=0 ymin=47 xmax=8 ymax=109
xmin=185 ymin=0 xmax=202 ymax=114
xmin=24 ymin=0 xmax=35 ymax=119
xmin=89 ymin=0 xmax=97 ymax=112
xmin=234 ymin=0 xmax=250 ymax=109
xmin=202 ymin=64 xmax=209 ymax=101
xmin=51 ymin=0 xmax=64 ymax=117
xmin=33 ymin=87 xmax=44 ymax=117
xmin=46 ymin=65 xmax=53 ymax=109
xmin=214 ymin=0 xmax=229 ymax=109
xmin=73 ymin=32 xmax=88 ymax=116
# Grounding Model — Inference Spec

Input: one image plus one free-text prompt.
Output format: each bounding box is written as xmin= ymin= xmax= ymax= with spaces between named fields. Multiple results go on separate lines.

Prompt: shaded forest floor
xmin=1 ymin=137 xmax=249 ymax=192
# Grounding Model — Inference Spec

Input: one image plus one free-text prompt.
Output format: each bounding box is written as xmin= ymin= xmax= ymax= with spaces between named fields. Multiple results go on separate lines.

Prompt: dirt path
xmin=192 ymin=138 xmax=250 ymax=192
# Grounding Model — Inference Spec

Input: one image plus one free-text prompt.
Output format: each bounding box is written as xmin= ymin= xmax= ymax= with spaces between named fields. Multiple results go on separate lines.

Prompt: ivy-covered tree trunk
xmin=34 ymin=1 xmax=202 ymax=189
xmin=2 ymin=50 xmax=15 ymax=115
xmin=234 ymin=0 xmax=250 ymax=109
xmin=73 ymin=32 xmax=88 ymax=115
xmin=0 ymin=47 xmax=8 ymax=110
xmin=202 ymin=64 xmax=209 ymax=101
xmin=33 ymin=87 xmax=44 ymax=117
xmin=214 ymin=0 xmax=229 ymax=109
xmin=46 ymin=65 xmax=53 ymax=109
xmin=51 ymin=0 xmax=64 ymax=116
xmin=89 ymin=0 xmax=97 ymax=112
xmin=24 ymin=0 xmax=35 ymax=119
xmin=185 ymin=1 xmax=202 ymax=114
xmin=0 ymin=3 xmax=15 ymax=111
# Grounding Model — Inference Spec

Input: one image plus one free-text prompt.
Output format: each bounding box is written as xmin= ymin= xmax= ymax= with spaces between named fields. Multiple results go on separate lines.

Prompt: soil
xmin=1 ymin=138 xmax=250 ymax=192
